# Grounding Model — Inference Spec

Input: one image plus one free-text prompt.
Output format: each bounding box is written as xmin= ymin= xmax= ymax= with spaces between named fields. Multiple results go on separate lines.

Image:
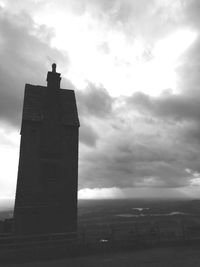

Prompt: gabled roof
xmin=22 ymin=84 xmax=80 ymax=127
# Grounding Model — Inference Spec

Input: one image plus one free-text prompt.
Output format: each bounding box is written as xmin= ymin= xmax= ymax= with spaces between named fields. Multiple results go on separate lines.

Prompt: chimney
xmin=46 ymin=63 xmax=61 ymax=89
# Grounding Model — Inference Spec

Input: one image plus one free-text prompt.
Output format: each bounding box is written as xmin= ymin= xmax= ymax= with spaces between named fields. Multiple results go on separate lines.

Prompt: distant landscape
xmin=1 ymin=198 xmax=200 ymax=225
xmin=78 ymin=198 xmax=200 ymax=222
xmin=77 ymin=199 xmax=200 ymax=246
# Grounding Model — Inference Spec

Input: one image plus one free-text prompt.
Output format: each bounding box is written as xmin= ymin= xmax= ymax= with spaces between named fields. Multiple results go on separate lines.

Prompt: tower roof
xmin=21 ymin=84 xmax=80 ymax=128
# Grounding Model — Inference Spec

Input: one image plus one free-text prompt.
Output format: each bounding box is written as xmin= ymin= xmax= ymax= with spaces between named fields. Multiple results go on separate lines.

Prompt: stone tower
xmin=14 ymin=64 xmax=79 ymax=235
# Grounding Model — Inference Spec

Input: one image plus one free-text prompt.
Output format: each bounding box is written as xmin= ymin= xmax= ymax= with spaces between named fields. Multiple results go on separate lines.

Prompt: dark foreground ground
xmin=1 ymin=245 xmax=200 ymax=267
xmin=1 ymin=199 xmax=200 ymax=266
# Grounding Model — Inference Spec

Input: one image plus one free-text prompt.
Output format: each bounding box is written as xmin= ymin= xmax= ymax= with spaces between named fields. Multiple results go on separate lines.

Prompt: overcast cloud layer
xmin=1 ymin=0 xmax=200 ymax=198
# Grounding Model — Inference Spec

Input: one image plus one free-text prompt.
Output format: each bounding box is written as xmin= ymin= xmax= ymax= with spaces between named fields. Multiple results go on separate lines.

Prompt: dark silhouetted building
xmin=14 ymin=64 xmax=79 ymax=235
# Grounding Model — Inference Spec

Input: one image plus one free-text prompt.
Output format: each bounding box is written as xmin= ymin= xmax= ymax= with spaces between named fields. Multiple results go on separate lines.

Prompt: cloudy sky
xmin=1 ymin=0 xmax=200 ymax=200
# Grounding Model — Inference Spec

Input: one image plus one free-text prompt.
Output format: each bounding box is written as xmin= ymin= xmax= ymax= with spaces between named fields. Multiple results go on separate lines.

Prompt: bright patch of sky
xmin=33 ymin=7 xmax=197 ymax=97
xmin=0 ymin=129 xmax=19 ymax=198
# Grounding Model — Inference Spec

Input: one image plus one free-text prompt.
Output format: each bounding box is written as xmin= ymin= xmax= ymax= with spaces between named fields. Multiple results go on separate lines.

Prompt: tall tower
xmin=14 ymin=64 xmax=79 ymax=235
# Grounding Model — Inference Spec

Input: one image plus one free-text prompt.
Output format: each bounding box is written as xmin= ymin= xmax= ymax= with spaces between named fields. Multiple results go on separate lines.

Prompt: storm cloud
xmin=1 ymin=0 xmax=200 ymax=198
xmin=0 ymin=8 xmax=66 ymax=127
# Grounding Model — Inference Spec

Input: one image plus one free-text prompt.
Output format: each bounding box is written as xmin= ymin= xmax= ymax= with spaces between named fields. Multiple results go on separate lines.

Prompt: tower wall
xmin=14 ymin=66 xmax=79 ymax=235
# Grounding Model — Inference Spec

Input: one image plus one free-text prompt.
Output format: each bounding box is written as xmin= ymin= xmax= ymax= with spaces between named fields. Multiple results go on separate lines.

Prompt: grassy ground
xmin=1 ymin=245 xmax=200 ymax=267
